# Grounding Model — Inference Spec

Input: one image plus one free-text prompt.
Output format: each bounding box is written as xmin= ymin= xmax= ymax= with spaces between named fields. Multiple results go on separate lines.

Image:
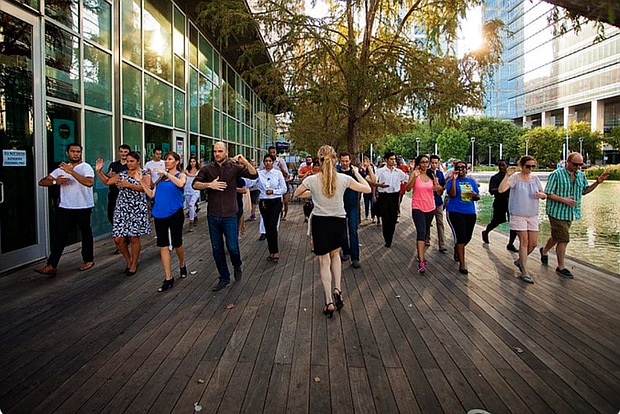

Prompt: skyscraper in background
xmin=483 ymin=0 xmax=620 ymax=132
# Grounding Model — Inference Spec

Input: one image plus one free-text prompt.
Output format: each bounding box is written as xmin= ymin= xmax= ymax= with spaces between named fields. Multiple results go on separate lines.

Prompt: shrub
xmin=584 ymin=165 xmax=620 ymax=180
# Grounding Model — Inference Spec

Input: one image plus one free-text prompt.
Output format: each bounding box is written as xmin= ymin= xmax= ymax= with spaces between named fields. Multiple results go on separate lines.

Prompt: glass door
xmin=0 ymin=3 xmax=46 ymax=272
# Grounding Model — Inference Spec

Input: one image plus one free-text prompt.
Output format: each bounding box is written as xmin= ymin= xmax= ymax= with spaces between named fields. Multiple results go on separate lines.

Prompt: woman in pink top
xmin=406 ymin=154 xmax=444 ymax=273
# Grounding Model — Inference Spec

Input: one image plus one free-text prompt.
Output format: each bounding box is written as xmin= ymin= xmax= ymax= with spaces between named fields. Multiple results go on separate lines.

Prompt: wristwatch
xmin=52 ymin=179 xmax=57 ymax=185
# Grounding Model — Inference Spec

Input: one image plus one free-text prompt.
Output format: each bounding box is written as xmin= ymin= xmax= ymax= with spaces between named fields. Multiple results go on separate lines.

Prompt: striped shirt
xmin=545 ymin=167 xmax=589 ymax=221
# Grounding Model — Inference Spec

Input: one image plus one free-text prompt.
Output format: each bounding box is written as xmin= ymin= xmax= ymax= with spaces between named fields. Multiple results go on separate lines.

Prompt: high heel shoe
xmin=180 ymin=266 xmax=188 ymax=278
xmin=126 ymin=265 xmax=138 ymax=276
xmin=158 ymin=277 xmax=174 ymax=292
xmin=323 ymin=303 xmax=335 ymax=318
xmin=333 ymin=289 xmax=344 ymax=310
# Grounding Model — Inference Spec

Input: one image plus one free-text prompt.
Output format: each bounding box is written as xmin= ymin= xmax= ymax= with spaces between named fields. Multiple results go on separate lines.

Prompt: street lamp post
xmin=525 ymin=137 xmax=530 ymax=155
xmin=579 ymin=136 xmax=583 ymax=155
xmin=565 ymin=130 xmax=570 ymax=161
xmin=416 ymin=137 xmax=420 ymax=156
xmin=488 ymin=144 xmax=492 ymax=166
xmin=470 ymin=137 xmax=475 ymax=171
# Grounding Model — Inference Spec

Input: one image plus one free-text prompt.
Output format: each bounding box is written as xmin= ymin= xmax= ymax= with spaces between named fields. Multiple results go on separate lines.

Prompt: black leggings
xmin=447 ymin=211 xmax=477 ymax=245
xmin=259 ymin=198 xmax=282 ymax=254
xmin=412 ymin=209 xmax=434 ymax=241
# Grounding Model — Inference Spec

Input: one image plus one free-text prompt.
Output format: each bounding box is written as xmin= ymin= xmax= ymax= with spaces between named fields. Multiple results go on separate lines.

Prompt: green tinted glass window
xmin=174 ymin=54 xmax=185 ymax=89
xmin=83 ymin=0 xmax=111 ymax=49
xmin=175 ymin=89 xmax=185 ymax=130
xmin=189 ymin=24 xmax=198 ymax=68
xmin=199 ymin=75 xmax=212 ymax=136
xmin=84 ymin=110 xmax=112 ymax=236
xmin=122 ymin=118 xmax=142 ymax=151
xmin=173 ymin=6 xmax=185 ymax=58
xmin=189 ymin=67 xmax=198 ymax=133
xmin=212 ymin=51 xmax=220 ymax=84
xmin=84 ymin=44 xmax=111 ymax=110
xmin=46 ymin=0 xmax=79 ymax=33
xmin=144 ymin=73 xmax=172 ymax=126
xmin=121 ymin=0 xmax=141 ymax=64
xmin=122 ymin=62 xmax=142 ymax=117
xmin=45 ymin=23 xmax=80 ymax=103
xmin=144 ymin=0 xmax=172 ymax=82
xmin=214 ymin=109 xmax=220 ymax=139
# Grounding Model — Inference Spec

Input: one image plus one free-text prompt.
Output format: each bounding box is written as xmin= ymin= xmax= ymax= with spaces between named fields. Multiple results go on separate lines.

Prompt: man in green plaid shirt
xmin=540 ymin=152 xmax=609 ymax=278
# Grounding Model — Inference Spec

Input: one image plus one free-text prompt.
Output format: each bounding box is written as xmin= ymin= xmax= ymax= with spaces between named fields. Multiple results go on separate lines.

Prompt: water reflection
xmin=477 ymin=181 xmax=620 ymax=274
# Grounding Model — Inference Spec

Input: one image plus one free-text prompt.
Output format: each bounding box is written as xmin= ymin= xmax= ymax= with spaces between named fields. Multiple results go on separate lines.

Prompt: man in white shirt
xmin=144 ymin=148 xmax=165 ymax=185
xmin=35 ymin=143 xmax=95 ymax=275
xmin=375 ymin=151 xmax=408 ymax=247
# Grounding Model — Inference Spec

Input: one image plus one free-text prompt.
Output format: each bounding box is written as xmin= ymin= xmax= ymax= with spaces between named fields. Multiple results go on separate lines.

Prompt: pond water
xmin=477 ymin=180 xmax=620 ymax=274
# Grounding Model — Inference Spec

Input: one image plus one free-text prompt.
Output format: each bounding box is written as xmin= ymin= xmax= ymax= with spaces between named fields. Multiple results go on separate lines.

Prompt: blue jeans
xmin=341 ymin=204 xmax=359 ymax=261
xmin=207 ymin=214 xmax=241 ymax=282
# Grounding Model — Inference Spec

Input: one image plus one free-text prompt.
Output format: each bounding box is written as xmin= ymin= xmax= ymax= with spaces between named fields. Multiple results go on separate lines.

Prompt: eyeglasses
xmin=569 ymin=160 xmax=583 ymax=166
xmin=454 ymin=166 xmax=466 ymax=170
xmin=419 ymin=160 xmax=429 ymax=164
xmin=524 ymin=164 xmax=536 ymax=169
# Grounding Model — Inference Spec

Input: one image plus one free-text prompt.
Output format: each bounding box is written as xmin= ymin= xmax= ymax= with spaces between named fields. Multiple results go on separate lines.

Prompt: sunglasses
xmin=524 ymin=164 xmax=536 ymax=169
xmin=454 ymin=166 xmax=467 ymax=170
xmin=569 ymin=160 xmax=583 ymax=166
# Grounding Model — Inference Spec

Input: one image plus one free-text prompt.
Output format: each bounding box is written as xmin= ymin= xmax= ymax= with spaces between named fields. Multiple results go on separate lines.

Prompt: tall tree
xmin=437 ymin=127 xmax=470 ymax=161
xmin=520 ymin=126 xmax=563 ymax=167
xmin=196 ymin=0 xmax=503 ymax=160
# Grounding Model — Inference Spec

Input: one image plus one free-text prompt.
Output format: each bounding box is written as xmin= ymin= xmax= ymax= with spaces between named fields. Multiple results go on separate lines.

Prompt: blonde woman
xmin=294 ymin=145 xmax=371 ymax=317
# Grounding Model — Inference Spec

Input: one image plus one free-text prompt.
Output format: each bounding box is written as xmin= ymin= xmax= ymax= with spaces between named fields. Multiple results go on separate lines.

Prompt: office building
xmin=0 ymin=0 xmax=280 ymax=272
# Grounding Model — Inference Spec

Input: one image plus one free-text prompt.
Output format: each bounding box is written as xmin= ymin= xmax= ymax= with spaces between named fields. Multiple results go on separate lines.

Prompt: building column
xmin=591 ymin=100 xmax=604 ymax=132
xmin=541 ymin=111 xmax=548 ymax=127
xmin=564 ymin=106 xmax=575 ymax=129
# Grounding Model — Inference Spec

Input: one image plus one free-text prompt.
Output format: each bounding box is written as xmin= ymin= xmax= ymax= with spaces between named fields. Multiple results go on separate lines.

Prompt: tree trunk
xmin=347 ymin=105 xmax=361 ymax=163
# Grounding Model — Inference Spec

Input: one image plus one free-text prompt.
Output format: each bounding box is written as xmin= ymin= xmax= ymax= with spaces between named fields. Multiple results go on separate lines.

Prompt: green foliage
xmin=460 ymin=117 xmax=523 ymax=163
xmin=584 ymin=165 xmax=620 ymax=180
xmin=566 ymin=122 xmax=603 ymax=163
xmin=437 ymin=128 xmax=469 ymax=161
xmin=195 ymin=0 xmax=504 ymax=159
xmin=520 ymin=126 xmax=563 ymax=167
xmin=607 ymin=126 xmax=620 ymax=150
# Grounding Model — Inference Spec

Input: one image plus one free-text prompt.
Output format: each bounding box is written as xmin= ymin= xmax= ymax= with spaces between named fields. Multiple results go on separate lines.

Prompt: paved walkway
xmin=1 ymin=200 xmax=619 ymax=414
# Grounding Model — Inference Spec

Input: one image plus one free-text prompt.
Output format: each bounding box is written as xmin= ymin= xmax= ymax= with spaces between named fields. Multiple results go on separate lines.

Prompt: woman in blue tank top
xmin=140 ymin=152 xmax=187 ymax=292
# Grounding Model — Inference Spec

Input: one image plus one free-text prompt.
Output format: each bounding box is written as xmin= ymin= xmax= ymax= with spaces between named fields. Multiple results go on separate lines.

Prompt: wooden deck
xmin=1 ymin=200 xmax=620 ymax=414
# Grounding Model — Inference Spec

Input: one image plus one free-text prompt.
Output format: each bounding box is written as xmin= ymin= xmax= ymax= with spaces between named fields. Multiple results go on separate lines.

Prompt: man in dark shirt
xmin=193 ymin=141 xmax=258 ymax=291
xmin=106 ymin=144 xmax=130 ymax=224
xmin=482 ymin=160 xmax=517 ymax=251
xmin=338 ymin=152 xmax=375 ymax=268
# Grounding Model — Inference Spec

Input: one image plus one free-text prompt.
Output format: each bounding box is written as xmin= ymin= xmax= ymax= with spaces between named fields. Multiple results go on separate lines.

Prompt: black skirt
xmin=311 ymin=215 xmax=345 ymax=255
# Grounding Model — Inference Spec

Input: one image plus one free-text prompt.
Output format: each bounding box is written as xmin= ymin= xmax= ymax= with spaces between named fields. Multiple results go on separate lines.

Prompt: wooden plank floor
xmin=1 ymin=199 xmax=620 ymax=414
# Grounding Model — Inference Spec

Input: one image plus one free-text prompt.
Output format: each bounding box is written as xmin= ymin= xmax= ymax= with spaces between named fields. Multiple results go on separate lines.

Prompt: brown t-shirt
xmin=194 ymin=160 xmax=258 ymax=217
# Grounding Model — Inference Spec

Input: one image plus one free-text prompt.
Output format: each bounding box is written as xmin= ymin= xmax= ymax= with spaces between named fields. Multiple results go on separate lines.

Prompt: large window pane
xmin=144 ymin=0 xmax=172 ymax=82
xmin=189 ymin=24 xmax=198 ymax=68
xmin=84 ymin=44 xmax=111 ymax=110
xmin=123 ymin=118 xmax=142 ymax=151
xmin=83 ymin=0 xmax=111 ymax=49
xmin=145 ymin=123 xmax=172 ymax=157
xmin=189 ymin=67 xmax=198 ymax=133
xmin=213 ymin=51 xmax=220 ymax=85
xmin=174 ymin=54 xmax=185 ymax=89
xmin=144 ymin=73 xmax=172 ymax=126
xmin=45 ymin=23 xmax=80 ymax=102
xmin=214 ymin=109 xmax=220 ymax=139
xmin=84 ymin=110 xmax=112 ymax=236
xmin=122 ymin=62 xmax=142 ymax=117
xmin=46 ymin=102 xmax=81 ymax=245
xmin=198 ymin=34 xmax=212 ymax=79
xmin=175 ymin=89 xmax=185 ymax=130
xmin=46 ymin=0 xmax=79 ymax=33
xmin=199 ymin=75 xmax=212 ymax=136
xmin=121 ymin=0 xmax=141 ymax=64
xmin=173 ymin=6 xmax=185 ymax=58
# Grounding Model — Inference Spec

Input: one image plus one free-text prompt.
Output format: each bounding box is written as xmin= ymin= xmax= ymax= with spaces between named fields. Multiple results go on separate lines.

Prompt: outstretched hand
xmin=95 ymin=158 xmax=104 ymax=171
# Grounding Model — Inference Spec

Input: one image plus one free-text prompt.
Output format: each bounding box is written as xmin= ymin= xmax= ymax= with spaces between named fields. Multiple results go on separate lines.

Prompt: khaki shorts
xmin=549 ymin=216 xmax=571 ymax=243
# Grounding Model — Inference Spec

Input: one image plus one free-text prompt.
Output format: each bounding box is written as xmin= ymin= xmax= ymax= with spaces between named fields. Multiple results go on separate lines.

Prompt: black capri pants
xmin=447 ymin=211 xmax=477 ymax=245
xmin=154 ymin=208 xmax=184 ymax=248
xmin=412 ymin=209 xmax=435 ymax=241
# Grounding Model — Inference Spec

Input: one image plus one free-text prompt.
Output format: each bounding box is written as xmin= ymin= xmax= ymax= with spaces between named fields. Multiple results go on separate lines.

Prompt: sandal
xmin=333 ymin=289 xmax=344 ymax=310
xmin=519 ymin=275 xmax=534 ymax=284
xmin=267 ymin=256 xmax=273 ymax=261
xmin=323 ymin=303 xmax=335 ymax=318
xmin=272 ymin=256 xmax=279 ymax=264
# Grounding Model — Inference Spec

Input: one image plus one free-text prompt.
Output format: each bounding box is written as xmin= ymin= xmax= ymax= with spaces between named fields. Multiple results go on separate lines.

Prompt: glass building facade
xmin=483 ymin=0 xmax=620 ymax=131
xmin=0 ymin=0 xmax=278 ymax=272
